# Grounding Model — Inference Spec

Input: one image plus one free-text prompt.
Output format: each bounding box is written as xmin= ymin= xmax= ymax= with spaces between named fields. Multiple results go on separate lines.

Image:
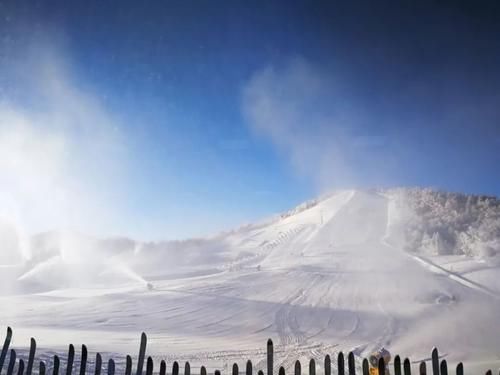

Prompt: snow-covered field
xmin=1 ymin=189 xmax=500 ymax=373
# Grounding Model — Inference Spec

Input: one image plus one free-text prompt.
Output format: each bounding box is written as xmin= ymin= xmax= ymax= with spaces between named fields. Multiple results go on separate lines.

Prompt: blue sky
xmin=0 ymin=1 xmax=499 ymax=240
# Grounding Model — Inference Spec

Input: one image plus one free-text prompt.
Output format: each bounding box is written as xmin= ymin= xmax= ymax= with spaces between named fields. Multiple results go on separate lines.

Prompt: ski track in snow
xmin=1 ymin=190 xmax=500 ymax=373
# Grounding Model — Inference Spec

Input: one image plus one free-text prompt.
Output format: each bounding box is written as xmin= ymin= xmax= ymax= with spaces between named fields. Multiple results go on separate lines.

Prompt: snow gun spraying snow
xmin=369 ymin=348 xmax=391 ymax=375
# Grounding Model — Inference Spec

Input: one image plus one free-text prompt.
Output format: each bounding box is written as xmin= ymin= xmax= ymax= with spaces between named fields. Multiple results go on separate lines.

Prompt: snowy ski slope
xmin=1 ymin=190 xmax=500 ymax=373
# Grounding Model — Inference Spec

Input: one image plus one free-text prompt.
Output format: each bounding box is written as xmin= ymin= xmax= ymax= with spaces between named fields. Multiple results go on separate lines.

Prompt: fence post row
xmin=0 ymin=327 xmax=497 ymax=375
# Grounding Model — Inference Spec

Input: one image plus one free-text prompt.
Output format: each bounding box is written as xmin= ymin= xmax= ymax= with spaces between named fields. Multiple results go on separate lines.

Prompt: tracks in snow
xmin=224 ymin=225 xmax=311 ymax=271
xmin=274 ymin=277 xmax=317 ymax=346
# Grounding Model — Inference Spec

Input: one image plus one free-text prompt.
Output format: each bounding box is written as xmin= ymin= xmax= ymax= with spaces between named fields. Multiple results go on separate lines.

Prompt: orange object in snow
xmin=368 ymin=348 xmax=391 ymax=375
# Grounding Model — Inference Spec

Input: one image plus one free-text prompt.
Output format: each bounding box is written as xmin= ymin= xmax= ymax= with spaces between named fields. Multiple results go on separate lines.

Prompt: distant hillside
xmin=386 ymin=188 xmax=500 ymax=257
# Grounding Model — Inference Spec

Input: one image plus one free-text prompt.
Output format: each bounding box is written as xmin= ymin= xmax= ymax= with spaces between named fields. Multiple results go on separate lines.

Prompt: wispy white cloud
xmin=242 ymin=58 xmax=398 ymax=192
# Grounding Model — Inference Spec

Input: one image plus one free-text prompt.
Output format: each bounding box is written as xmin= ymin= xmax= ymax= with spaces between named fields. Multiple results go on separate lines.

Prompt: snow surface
xmin=1 ymin=189 xmax=500 ymax=373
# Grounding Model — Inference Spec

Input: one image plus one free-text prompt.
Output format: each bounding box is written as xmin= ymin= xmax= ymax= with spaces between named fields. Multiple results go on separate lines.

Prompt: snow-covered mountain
xmin=1 ymin=188 xmax=500 ymax=373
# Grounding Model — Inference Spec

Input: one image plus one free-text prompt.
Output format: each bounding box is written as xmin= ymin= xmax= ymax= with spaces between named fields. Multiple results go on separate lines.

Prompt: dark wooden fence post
xmin=7 ymin=350 xmax=16 ymax=375
xmin=439 ymin=361 xmax=447 ymax=375
xmin=309 ymin=359 xmax=315 ymax=375
xmin=159 ymin=361 xmax=166 ymax=375
xmin=136 ymin=333 xmax=147 ymax=375
xmin=17 ymin=359 xmax=25 ymax=375
xmin=337 ymin=353 xmax=345 ymax=375
xmin=394 ymin=355 xmax=401 ymax=375
xmin=172 ymin=361 xmax=179 ymax=375
xmin=324 ymin=355 xmax=331 ymax=375
xmin=455 ymin=363 xmax=463 ymax=375
xmin=279 ymin=367 xmax=285 ymax=375
xmin=431 ymin=349 xmax=439 ymax=375
xmin=233 ymin=363 xmax=238 ymax=375
xmin=40 ymin=362 xmax=46 ymax=375
xmin=267 ymin=340 xmax=273 ymax=375
xmin=419 ymin=362 xmax=426 ymax=375
xmin=66 ymin=345 xmax=75 ymax=375
xmin=200 ymin=366 xmax=206 ymax=375
xmin=185 ymin=362 xmax=190 ymax=375
xmin=26 ymin=338 xmax=36 ymax=375
xmin=362 ymin=359 xmax=369 ymax=375
xmin=95 ymin=353 xmax=102 ymax=375
xmin=348 ymin=352 xmax=355 ymax=375
xmin=107 ymin=359 xmax=114 ymax=375
xmin=0 ymin=327 xmax=13 ymax=374
xmin=79 ymin=345 xmax=87 ymax=375
xmin=53 ymin=355 xmax=60 ymax=375
xmin=246 ymin=360 xmax=252 ymax=375
xmin=378 ymin=357 xmax=385 ymax=375
xmin=403 ymin=358 xmax=411 ymax=375
xmin=125 ymin=356 xmax=132 ymax=375
xmin=294 ymin=360 xmax=301 ymax=375
xmin=146 ymin=357 xmax=153 ymax=375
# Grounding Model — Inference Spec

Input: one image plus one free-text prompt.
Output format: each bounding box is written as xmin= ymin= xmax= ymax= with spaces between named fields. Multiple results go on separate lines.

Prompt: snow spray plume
xmin=0 ymin=33 xmax=128 ymax=267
